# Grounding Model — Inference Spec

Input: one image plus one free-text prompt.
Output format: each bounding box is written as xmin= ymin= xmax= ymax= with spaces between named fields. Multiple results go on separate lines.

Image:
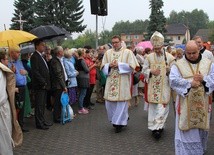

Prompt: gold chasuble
xmin=147 ymin=52 xmax=175 ymax=104
xmin=101 ymin=47 xmax=139 ymax=102
xmin=176 ymin=58 xmax=212 ymax=130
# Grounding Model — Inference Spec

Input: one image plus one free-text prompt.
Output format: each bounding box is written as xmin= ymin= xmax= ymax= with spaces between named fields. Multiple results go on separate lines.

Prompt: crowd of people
xmin=0 ymin=32 xmax=214 ymax=155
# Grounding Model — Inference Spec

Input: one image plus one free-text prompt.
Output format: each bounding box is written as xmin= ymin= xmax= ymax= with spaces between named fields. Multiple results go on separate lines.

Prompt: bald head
xmin=185 ymin=40 xmax=200 ymax=61
xmin=186 ymin=40 xmax=198 ymax=51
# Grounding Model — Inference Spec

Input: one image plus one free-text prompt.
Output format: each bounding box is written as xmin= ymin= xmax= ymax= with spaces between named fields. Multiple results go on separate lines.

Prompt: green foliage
xmin=208 ymin=21 xmax=214 ymax=29
xmin=147 ymin=0 xmax=166 ymax=39
xmin=112 ymin=20 xmax=149 ymax=35
xmin=62 ymin=30 xmax=96 ymax=48
xmin=10 ymin=0 xmax=35 ymax=31
xmin=10 ymin=0 xmax=86 ymax=33
xmin=62 ymin=29 xmax=113 ymax=49
xmin=34 ymin=0 xmax=86 ymax=33
xmin=99 ymin=30 xmax=112 ymax=45
xmin=166 ymin=9 xmax=209 ymax=38
xmin=208 ymin=21 xmax=214 ymax=42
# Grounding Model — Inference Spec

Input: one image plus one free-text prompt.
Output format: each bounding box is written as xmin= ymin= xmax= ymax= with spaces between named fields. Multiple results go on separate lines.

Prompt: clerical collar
xmin=114 ymin=46 xmax=122 ymax=51
xmin=185 ymin=53 xmax=202 ymax=64
xmin=200 ymin=47 xmax=206 ymax=54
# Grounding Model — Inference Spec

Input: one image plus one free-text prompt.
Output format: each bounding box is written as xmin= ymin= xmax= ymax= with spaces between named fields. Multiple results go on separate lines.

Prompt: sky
xmin=1 ymin=0 xmax=214 ymax=37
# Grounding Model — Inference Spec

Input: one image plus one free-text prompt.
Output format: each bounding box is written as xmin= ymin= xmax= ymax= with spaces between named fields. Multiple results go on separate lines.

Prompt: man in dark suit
xmin=49 ymin=46 xmax=67 ymax=123
xmin=30 ymin=39 xmax=52 ymax=130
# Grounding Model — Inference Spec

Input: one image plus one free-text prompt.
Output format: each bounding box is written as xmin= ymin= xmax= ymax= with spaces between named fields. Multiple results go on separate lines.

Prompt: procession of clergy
xmin=102 ymin=32 xmax=214 ymax=155
xmin=1 ymin=30 xmax=214 ymax=155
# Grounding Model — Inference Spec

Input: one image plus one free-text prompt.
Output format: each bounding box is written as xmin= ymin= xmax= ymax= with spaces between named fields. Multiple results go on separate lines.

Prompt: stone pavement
xmin=14 ymin=96 xmax=214 ymax=155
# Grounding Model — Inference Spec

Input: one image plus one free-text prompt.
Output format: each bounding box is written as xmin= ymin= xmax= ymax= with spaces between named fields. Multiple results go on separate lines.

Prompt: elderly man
xmin=8 ymin=46 xmax=29 ymax=132
xmin=0 ymin=61 xmax=23 ymax=155
xmin=169 ymin=40 xmax=214 ymax=155
xmin=49 ymin=46 xmax=67 ymax=123
xmin=142 ymin=31 xmax=175 ymax=139
xmin=101 ymin=35 xmax=139 ymax=133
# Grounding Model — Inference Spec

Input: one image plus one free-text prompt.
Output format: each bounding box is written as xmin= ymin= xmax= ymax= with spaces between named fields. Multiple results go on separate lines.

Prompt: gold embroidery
xmin=187 ymin=86 xmax=208 ymax=130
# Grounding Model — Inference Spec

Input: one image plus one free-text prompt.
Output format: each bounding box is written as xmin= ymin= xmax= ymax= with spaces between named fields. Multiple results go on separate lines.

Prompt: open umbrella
xmin=0 ymin=30 xmax=37 ymax=47
xmin=30 ymin=25 xmax=69 ymax=40
xmin=20 ymin=44 xmax=35 ymax=54
xmin=136 ymin=41 xmax=153 ymax=50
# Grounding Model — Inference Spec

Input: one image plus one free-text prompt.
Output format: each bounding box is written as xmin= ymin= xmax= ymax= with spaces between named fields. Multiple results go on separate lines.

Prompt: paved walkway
xmin=14 ymin=96 xmax=214 ymax=155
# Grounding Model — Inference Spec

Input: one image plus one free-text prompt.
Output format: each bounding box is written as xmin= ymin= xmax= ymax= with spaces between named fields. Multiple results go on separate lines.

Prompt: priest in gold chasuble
xmin=101 ymin=35 xmax=139 ymax=133
xmin=142 ymin=31 xmax=175 ymax=139
xmin=170 ymin=40 xmax=214 ymax=155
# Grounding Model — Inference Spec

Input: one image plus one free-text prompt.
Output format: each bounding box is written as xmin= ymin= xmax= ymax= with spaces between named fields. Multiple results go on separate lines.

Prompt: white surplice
xmin=143 ymin=52 xmax=175 ymax=131
xmin=169 ymin=57 xmax=214 ymax=155
xmin=101 ymin=47 xmax=139 ymax=125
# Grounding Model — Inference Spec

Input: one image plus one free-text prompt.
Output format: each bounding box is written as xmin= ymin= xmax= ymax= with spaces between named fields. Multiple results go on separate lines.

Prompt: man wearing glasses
xmin=101 ymin=35 xmax=139 ymax=133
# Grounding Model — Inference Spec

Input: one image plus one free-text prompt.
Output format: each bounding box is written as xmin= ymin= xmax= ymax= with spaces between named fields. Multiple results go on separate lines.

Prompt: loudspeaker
xmin=90 ymin=0 xmax=99 ymax=15
xmin=98 ymin=0 xmax=107 ymax=16
xmin=90 ymin=0 xmax=108 ymax=16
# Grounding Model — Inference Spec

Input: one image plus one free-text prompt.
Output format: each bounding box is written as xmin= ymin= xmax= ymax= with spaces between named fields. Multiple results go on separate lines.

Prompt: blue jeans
xmin=78 ymin=88 xmax=87 ymax=110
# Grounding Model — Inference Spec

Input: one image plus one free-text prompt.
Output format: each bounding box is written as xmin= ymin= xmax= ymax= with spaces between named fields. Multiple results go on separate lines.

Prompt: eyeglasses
xmin=111 ymin=41 xmax=120 ymax=44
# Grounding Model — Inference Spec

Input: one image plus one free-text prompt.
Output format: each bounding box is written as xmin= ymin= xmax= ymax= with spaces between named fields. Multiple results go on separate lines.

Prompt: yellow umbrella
xmin=0 ymin=30 xmax=37 ymax=47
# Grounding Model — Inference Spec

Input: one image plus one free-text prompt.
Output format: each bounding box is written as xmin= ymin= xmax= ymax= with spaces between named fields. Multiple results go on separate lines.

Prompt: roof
xmin=165 ymin=23 xmax=188 ymax=35
xmin=194 ymin=29 xmax=213 ymax=42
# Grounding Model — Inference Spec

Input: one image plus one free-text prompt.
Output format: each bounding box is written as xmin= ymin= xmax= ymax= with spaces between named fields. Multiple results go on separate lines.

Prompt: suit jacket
xmin=30 ymin=51 xmax=51 ymax=90
xmin=49 ymin=56 xmax=66 ymax=90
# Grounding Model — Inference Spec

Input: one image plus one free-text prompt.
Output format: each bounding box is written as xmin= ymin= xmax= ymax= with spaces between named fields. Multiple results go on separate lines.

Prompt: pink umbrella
xmin=136 ymin=41 xmax=153 ymax=50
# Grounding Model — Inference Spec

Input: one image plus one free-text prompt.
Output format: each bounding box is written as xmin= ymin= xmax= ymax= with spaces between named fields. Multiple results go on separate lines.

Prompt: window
xmin=126 ymin=35 xmax=130 ymax=39
xmin=177 ymin=36 xmax=181 ymax=40
xmin=134 ymin=35 xmax=138 ymax=39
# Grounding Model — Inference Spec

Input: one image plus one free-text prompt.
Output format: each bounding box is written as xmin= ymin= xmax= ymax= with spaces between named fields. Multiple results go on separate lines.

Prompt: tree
xmin=147 ymin=0 xmax=166 ymax=39
xmin=34 ymin=0 xmax=86 ymax=33
xmin=99 ymin=30 xmax=112 ymax=45
xmin=10 ymin=0 xmax=35 ymax=31
xmin=111 ymin=20 xmax=149 ymax=36
xmin=62 ymin=30 xmax=96 ymax=48
xmin=112 ymin=20 xmax=132 ymax=35
xmin=208 ymin=21 xmax=214 ymax=42
xmin=167 ymin=9 xmax=209 ymax=38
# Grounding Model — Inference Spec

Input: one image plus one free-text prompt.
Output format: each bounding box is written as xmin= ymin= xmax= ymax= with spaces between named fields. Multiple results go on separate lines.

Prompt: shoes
xmin=44 ymin=122 xmax=53 ymax=126
xmin=78 ymin=108 xmax=89 ymax=114
xmin=159 ymin=128 xmax=164 ymax=133
xmin=152 ymin=130 xmax=161 ymax=140
xmin=36 ymin=126 xmax=49 ymax=130
xmin=21 ymin=127 xmax=29 ymax=133
xmin=115 ymin=125 xmax=123 ymax=133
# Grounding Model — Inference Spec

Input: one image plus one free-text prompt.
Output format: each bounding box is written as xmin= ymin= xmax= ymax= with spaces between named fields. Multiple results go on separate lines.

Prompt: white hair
xmin=135 ymin=46 xmax=144 ymax=54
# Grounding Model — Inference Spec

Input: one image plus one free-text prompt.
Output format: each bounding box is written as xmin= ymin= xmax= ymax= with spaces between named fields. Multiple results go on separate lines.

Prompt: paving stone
xmin=14 ymin=95 xmax=214 ymax=155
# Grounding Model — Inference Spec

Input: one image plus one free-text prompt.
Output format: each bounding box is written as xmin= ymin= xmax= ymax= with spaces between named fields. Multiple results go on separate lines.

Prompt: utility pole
xmin=95 ymin=14 xmax=98 ymax=49
xmin=14 ymin=13 xmax=27 ymax=30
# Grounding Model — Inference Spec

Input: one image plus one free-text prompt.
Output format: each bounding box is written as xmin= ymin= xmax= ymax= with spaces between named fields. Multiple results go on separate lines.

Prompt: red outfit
xmin=84 ymin=57 xmax=96 ymax=84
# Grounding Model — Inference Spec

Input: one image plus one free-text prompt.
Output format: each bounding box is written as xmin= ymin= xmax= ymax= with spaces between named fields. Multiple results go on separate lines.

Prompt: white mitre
xmin=150 ymin=31 xmax=164 ymax=48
